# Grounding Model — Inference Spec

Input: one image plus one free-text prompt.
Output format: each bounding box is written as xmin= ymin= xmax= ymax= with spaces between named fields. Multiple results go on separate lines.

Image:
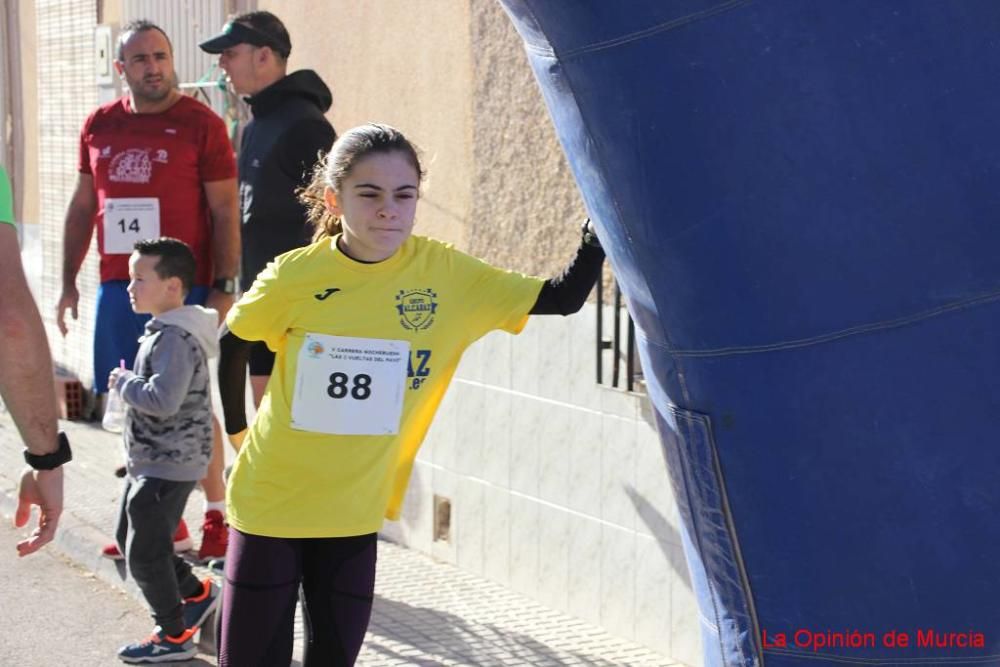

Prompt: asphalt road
xmin=0 ymin=518 xmax=215 ymax=666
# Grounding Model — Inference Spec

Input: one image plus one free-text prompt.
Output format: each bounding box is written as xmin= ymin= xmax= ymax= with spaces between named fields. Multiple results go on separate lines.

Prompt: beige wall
xmin=261 ymin=0 xmax=474 ymax=246
xmin=12 ymin=0 xmax=40 ymax=226
xmin=259 ymin=0 xmax=587 ymax=265
xmin=98 ymin=0 xmax=124 ymax=24
xmin=468 ymin=0 xmax=583 ymax=277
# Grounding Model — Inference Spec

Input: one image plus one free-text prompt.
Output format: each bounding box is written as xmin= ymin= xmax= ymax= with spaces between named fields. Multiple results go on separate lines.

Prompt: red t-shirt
xmin=79 ymin=95 xmax=236 ymax=284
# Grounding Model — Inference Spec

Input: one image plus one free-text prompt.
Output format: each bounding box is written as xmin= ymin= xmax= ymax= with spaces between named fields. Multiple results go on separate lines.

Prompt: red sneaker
xmin=100 ymin=519 xmax=195 ymax=560
xmin=197 ymin=510 xmax=228 ymax=561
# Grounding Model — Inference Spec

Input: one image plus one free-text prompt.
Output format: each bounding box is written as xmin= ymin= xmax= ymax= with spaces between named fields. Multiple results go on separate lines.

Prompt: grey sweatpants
xmin=115 ymin=476 xmax=201 ymax=636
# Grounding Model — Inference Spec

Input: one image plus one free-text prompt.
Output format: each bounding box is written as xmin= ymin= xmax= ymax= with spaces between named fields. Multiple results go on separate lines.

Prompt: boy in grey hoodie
xmin=108 ymin=238 xmax=221 ymax=663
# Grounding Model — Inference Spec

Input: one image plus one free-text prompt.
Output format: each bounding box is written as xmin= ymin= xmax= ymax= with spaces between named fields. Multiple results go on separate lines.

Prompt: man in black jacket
xmin=201 ymin=11 xmax=336 ymax=406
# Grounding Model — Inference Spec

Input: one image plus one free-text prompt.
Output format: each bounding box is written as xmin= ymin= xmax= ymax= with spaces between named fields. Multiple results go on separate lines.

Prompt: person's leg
xmin=300 ymin=533 xmax=378 ymax=667
xmin=218 ymin=528 xmax=302 ymax=666
xmin=184 ymin=285 xmax=229 ymax=559
xmin=201 ymin=417 xmax=226 ymax=504
xmin=124 ymin=477 xmax=197 ymax=637
xmin=172 ymin=544 xmax=205 ymax=601
xmin=196 ymin=415 xmax=229 ymax=561
xmin=114 ymin=478 xmax=131 ymax=556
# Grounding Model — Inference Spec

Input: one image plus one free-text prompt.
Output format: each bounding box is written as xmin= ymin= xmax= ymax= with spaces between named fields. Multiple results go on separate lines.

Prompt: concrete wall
xmin=261 ymin=0 xmax=474 ymax=246
xmin=467 ymin=0 xmax=581 ymax=276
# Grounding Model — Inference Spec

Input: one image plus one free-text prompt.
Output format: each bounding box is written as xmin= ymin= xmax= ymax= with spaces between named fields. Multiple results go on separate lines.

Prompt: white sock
xmin=205 ymin=500 xmax=226 ymax=517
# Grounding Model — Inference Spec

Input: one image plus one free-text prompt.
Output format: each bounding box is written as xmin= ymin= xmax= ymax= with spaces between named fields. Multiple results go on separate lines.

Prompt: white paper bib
xmin=103 ymin=197 xmax=161 ymax=254
xmin=291 ymin=334 xmax=410 ymax=436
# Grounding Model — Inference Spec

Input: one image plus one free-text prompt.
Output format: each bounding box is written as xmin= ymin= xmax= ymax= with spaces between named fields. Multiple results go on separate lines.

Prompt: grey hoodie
xmin=113 ymin=305 xmax=219 ymax=482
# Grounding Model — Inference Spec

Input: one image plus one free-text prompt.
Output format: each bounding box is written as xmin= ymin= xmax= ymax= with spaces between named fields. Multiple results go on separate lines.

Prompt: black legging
xmin=218 ymin=528 xmax=377 ymax=666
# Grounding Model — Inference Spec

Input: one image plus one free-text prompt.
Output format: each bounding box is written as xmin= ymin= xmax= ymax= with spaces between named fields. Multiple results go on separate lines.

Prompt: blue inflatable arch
xmin=498 ymin=2 xmax=1000 ymax=666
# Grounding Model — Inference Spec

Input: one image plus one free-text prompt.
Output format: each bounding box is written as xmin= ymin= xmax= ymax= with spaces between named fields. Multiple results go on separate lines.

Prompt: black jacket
xmin=238 ymin=70 xmax=336 ymax=290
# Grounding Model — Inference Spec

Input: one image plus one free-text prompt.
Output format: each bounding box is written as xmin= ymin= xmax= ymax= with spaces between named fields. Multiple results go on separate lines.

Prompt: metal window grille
xmin=596 ymin=270 xmax=643 ymax=392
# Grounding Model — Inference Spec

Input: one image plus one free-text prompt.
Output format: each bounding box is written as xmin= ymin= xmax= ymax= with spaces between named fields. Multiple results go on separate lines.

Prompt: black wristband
xmin=212 ymin=277 xmax=237 ymax=294
xmin=24 ymin=431 xmax=73 ymax=471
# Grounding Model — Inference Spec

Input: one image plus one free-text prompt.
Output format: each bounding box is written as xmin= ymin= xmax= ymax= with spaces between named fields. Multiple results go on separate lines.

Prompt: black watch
xmin=212 ymin=277 xmax=237 ymax=294
xmin=24 ymin=431 xmax=73 ymax=471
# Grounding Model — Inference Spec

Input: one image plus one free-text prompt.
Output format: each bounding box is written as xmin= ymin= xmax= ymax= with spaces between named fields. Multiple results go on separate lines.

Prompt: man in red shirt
xmin=56 ymin=20 xmax=237 ymax=562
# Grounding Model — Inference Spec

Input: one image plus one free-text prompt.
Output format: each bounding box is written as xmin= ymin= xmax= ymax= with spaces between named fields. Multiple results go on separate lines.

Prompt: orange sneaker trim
xmin=184 ymin=579 xmax=210 ymax=603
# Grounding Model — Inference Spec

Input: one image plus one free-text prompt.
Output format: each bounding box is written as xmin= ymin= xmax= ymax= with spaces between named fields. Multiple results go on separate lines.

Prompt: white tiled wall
xmin=383 ymin=302 xmax=701 ymax=664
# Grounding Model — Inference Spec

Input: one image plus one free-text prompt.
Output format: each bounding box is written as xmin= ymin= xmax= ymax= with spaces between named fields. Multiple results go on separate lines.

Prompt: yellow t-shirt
xmin=226 ymin=234 xmax=544 ymax=537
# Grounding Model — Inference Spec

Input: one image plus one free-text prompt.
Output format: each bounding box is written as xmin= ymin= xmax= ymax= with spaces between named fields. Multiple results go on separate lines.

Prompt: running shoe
xmin=101 ymin=519 xmax=194 ymax=560
xmin=117 ymin=626 xmax=196 ymax=663
xmin=182 ymin=578 xmax=220 ymax=631
xmin=197 ymin=510 xmax=228 ymax=561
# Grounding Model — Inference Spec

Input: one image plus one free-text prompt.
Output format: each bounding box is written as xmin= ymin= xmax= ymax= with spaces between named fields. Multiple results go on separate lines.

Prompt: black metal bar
xmin=626 ymin=313 xmax=636 ymax=392
xmin=612 ymin=284 xmax=622 ymax=389
xmin=596 ymin=269 xmax=604 ymax=384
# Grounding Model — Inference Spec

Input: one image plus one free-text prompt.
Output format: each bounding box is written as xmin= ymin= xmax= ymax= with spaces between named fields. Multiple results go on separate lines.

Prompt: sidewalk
xmin=0 ymin=414 xmax=679 ymax=666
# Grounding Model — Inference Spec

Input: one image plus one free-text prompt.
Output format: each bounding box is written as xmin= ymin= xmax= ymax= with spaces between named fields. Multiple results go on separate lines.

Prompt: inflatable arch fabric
xmin=498 ymin=2 xmax=1000 ymax=666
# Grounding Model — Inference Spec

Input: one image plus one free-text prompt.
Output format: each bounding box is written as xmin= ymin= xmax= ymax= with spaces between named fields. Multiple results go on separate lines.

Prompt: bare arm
xmin=56 ymin=173 xmax=97 ymax=336
xmin=203 ymin=177 xmax=240 ymax=323
xmin=0 ymin=224 xmax=65 ymax=557
xmin=0 ymin=225 xmax=59 ymax=454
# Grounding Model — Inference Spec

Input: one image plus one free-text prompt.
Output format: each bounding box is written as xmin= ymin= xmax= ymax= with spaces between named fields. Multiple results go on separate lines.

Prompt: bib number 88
xmin=327 ymin=372 xmax=372 ymax=400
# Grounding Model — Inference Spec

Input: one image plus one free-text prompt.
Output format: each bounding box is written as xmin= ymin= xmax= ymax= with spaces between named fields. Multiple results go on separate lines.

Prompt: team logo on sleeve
xmin=108 ymin=148 xmax=153 ymax=183
xmin=396 ymin=288 xmax=438 ymax=331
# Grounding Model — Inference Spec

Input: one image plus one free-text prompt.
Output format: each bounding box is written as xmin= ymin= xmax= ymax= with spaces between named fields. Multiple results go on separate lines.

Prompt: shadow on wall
xmin=367 ymin=596 xmax=626 ymax=666
xmin=626 ymin=396 xmax=694 ymax=591
xmin=623 ymin=483 xmax=693 ymax=592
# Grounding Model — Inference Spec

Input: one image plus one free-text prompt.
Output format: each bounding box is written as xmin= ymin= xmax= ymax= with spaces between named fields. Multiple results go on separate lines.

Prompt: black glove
xmin=581 ymin=218 xmax=601 ymax=248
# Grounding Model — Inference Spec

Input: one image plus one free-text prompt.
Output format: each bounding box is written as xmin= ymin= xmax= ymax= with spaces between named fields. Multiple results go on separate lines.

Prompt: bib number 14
xmin=102 ymin=197 xmax=160 ymax=254
xmin=117 ymin=218 xmax=142 ymax=234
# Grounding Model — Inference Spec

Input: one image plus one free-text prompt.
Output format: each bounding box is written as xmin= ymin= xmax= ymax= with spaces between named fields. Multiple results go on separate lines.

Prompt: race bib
xmin=103 ymin=198 xmax=160 ymax=254
xmin=291 ymin=334 xmax=410 ymax=436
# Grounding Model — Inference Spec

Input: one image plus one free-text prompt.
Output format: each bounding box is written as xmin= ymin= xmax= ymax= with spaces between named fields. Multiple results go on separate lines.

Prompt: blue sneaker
xmin=117 ymin=627 xmax=196 ymax=663
xmin=182 ymin=578 xmax=220 ymax=631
